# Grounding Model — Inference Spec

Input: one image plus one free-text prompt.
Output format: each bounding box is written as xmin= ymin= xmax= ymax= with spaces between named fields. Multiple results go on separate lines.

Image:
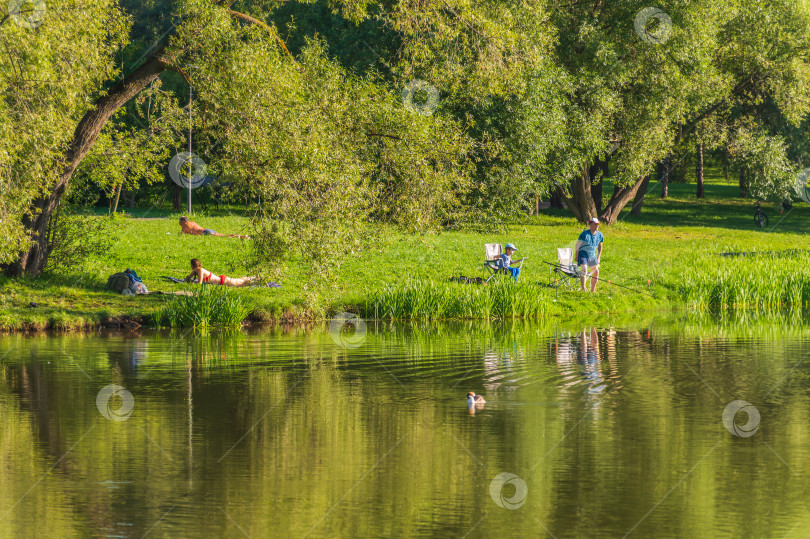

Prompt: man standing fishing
xmin=575 ymin=217 xmax=604 ymax=292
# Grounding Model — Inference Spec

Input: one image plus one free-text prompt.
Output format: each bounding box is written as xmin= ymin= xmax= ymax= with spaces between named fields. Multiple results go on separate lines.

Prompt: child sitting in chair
xmin=500 ymin=243 xmax=525 ymax=281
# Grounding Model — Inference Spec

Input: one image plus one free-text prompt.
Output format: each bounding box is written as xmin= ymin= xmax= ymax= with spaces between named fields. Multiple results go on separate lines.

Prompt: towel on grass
xmin=161 ymin=276 xmax=281 ymax=288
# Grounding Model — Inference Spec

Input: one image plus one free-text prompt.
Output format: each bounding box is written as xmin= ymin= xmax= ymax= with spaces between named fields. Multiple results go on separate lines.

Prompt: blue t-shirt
xmin=577 ymin=229 xmax=604 ymax=258
xmin=499 ymin=253 xmax=512 ymax=269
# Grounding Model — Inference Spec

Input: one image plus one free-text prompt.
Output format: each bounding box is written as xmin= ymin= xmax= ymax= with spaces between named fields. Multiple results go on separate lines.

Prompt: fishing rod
xmin=542 ymin=261 xmax=655 ymax=296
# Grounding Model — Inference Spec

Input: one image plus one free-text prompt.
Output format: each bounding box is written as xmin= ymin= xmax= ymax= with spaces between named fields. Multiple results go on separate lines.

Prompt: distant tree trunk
xmin=630 ymin=175 xmax=651 ymax=216
xmin=549 ymin=188 xmax=564 ymax=209
xmin=172 ymin=184 xmax=182 ymax=211
xmin=128 ymin=188 xmax=137 ymax=209
xmin=111 ymin=182 xmax=124 ymax=215
xmin=660 ymin=154 xmax=671 ymax=198
xmin=739 ymin=168 xmax=747 ymax=198
xmin=696 ymin=143 xmax=704 ymax=199
xmin=534 ymin=194 xmax=539 ymax=215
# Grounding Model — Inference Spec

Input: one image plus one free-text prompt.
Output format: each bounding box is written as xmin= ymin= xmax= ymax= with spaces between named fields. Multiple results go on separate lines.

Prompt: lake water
xmin=1 ymin=314 xmax=810 ymax=538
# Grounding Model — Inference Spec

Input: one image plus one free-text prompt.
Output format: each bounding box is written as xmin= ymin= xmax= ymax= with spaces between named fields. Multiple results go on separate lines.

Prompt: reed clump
xmin=158 ymin=286 xmax=252 ymax=327
xmin=366 ymin=278 xmax=553 ymax=320
xmin=678 ymin=251 xmax=810 ymax=310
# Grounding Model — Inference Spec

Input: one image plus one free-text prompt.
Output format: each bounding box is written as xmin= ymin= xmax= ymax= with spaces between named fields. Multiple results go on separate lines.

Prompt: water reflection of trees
xmin=1 ymin=322 xmax=810 ymax=536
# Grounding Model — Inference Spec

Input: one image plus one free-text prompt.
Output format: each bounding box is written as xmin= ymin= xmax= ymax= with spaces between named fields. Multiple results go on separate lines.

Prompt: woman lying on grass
xmin=184 ymin=258 xmax=260 ymax=287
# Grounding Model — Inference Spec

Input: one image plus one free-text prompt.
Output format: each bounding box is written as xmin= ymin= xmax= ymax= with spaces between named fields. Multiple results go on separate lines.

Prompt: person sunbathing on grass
xmin=179 ymin=216 xmax=251 ymax=239
xmin=184 ymin=258 xmax=260 ymax=287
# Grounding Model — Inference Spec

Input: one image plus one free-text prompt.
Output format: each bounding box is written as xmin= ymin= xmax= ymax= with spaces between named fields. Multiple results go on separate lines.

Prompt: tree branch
xmin=227 ymin=8 xmax=295 ymax=61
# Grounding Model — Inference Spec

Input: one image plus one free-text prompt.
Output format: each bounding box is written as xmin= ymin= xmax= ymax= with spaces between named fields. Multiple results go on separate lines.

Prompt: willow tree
xmin=531 ymin=0 xmax=810 ymax=224
xmin=1 ymin=0 xmax=550 ymax=276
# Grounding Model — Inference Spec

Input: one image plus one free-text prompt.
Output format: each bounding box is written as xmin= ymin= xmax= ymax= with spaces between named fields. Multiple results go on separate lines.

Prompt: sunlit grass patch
xmin=158 ymin=285 xmax=253 ymax=328
xmin=679 ymin=251 xmax=810 ymax=310
xmin=367 ymin=278 xmax=556 ymax=320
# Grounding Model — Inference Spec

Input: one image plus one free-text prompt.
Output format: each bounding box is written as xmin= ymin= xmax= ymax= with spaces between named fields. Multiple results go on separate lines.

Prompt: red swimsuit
xmin=202 ymin=272 xmax=226 ymax=285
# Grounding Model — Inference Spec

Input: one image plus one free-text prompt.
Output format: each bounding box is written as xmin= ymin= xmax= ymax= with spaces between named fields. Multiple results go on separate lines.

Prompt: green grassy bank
xmin=1 ymin=176 xmax=809 ymax=330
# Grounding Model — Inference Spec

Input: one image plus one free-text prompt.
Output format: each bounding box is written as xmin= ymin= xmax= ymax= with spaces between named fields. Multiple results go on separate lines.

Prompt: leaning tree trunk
xmin=558 ymin=167 xmax=599 ymax=222
xmin=5 ymin=54 xmax=171 ymax=276
xmin=630 ymin=175 xmax=651 ymax=216
xmin=696 ymin=143 xmax=704 ymax=199
xmin=598 ymin=176 xmax=648 ymax=224
xmin=575 ymin=166 xmax=599 ymax=219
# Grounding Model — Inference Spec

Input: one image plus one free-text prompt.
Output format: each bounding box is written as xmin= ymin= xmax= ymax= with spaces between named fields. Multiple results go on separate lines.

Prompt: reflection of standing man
xmin=575 ymin=218 xmax=604 ymax=292
xmin=580 ymin=328 xmax=605 ymax=394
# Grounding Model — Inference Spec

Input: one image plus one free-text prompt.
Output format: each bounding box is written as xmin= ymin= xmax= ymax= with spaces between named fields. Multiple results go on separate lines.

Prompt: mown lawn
xmin=0 ymin=171 xmax=807 ymax=330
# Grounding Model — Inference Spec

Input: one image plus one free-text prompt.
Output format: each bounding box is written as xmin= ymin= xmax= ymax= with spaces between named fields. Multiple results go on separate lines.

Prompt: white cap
xmin=588 ymin=217 xmax=599 ymax=224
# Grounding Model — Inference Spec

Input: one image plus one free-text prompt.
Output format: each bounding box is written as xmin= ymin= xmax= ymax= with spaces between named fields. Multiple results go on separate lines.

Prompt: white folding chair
xmin=549 ymin=247 xmax=591 ymax=289
xmin=483 ymin=243 xmax=505 ymax=283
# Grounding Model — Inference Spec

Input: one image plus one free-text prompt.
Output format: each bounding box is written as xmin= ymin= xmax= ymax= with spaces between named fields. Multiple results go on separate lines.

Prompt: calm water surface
xmin=1 ymin=315 xmax=810 ymax=538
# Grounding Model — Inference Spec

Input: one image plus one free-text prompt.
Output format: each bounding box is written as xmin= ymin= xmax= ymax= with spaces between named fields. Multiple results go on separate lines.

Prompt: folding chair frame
xmin=483 ymin=243 xmax=506 ymax=283
xmin=548 ymin=248 xmax=593 ymax=290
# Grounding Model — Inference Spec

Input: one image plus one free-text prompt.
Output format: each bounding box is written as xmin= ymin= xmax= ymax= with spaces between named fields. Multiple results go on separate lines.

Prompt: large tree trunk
xmin=560 ymin=160 xmax=646 ymax=225
xmin=6 ymin=54 xmax=170 ymax=276
xmin=560 ymin=166 xmax=601 ymax=222
xmin=630 ymin=175 xmax=651 ymax=216
xmin=696 ymin=143 xmax=704 ymax=199
xmin=557 ymin=185 xmax=585 ymax=222
xmin=599 ymin=176 xmax=647 ymax=224
xmin=575 ymin=166 xmax=599 ymax=219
